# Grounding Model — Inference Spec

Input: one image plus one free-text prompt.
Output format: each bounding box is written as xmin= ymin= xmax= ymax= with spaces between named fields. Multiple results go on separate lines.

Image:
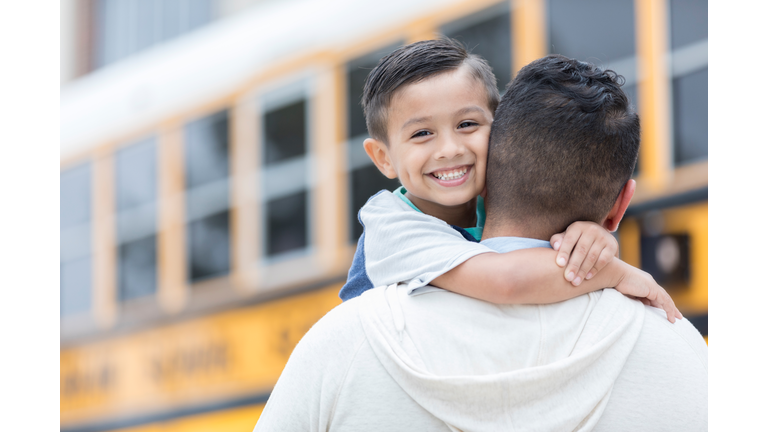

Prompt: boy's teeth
xmin=432 ymin=167 xmax=468 ymax=181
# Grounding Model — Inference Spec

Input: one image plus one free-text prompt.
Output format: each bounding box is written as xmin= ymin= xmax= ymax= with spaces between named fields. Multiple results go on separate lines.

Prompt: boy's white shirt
xmin=254 ymin=237 xmax=708 ymax=432
xmin=360 ymin=190 xmax=494 ymax=291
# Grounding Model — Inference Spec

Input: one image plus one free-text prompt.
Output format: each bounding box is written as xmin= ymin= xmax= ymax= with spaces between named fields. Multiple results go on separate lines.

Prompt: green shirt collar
xmin=393 ymin=186 xmax=485 ymax=241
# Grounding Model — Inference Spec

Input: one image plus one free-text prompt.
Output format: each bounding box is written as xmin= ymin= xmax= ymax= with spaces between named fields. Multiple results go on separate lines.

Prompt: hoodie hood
xmin=358 ymin=283 xmax=645 ymax=432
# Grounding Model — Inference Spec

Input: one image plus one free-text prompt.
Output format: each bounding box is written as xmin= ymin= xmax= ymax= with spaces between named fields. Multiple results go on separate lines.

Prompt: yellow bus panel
xmin=106 ymin=403 xmax=265 ymax=432
xmin=61 ymin=284 xmax=342 ymax=429
xmin=618 ymin=201 xmax=708 ymax=316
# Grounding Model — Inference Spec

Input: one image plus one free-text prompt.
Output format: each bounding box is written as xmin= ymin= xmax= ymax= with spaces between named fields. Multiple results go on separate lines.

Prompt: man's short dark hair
xmin=362 ymin=38 xmax=499 ymax=144
xmin=486 ymin=54 xmax=640 ymax=233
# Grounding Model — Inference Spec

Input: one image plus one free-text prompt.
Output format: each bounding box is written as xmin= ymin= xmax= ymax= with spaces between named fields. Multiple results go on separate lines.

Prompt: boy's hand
xmin=551 ymin=221 xmax=618 ymax=287
xmin=614 ymin=263 xmax=683 ymax=323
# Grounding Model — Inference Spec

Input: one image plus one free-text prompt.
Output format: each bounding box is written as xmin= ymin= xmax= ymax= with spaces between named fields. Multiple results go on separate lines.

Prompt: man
xmin=253 ymin=55 xmax=707 ymax=432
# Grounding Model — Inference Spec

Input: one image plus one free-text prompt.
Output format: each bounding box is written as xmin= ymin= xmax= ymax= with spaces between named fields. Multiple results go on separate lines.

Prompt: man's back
xmin=255 ymin=281 xmax=707 ymax=431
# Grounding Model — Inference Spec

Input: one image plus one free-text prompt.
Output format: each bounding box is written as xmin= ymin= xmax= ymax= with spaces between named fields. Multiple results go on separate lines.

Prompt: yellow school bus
xmin=60 ymin=0 xmax=707 ymax=430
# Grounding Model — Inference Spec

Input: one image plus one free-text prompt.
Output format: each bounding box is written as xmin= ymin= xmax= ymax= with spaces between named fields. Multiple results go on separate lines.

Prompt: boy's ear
xmin=602 ymin=179 xmax=636 ymax=232
xmin=363 ymin=138 xmax=397 ymax=179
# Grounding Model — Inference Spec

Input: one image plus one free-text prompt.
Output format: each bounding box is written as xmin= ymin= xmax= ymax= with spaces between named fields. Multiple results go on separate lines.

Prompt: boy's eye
xmin=458 ymin=121 xmax=479 ymax=129
xmin=411 ymin=130 xmax=432 ymax=139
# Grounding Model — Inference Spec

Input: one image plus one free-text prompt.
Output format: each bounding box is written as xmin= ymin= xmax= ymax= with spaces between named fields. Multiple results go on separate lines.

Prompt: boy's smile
xmin=430 ymin=165 xmax=470 ymax=184
xmin=363 ymin=65 xmax=493 ymax=227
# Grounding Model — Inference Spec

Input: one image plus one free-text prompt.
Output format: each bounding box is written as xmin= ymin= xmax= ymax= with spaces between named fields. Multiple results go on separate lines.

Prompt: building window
xmin=266 ymin=191 xmax=308 ymax=256
xmin=61 ymin=163 xmax=92 ymax=317
xmin=670 ymin=0 xmax=707 ymax=166
xmin=672 ymin=68 xmax=707 ymax=165
xmin=184 ymin=110 xmax=230 ymax=282
xmin=345 ymin=45 xmax=402 ymax=242
xmin=547 ymin=0 xmax=639 ymax=172
xmin=93 ymin=0 xmax=212 ymax=68
xmin=548 ymin=0 xmax=636 ymax=67
xmin=547 ymin=0 xmax=637 ymax=102
xmin=441 ymin=2 xmax=512 ymax=94
xmin=349 ymin=164 xmax=400 ymax=240
xmin=262 ymin=88 xmax=311 ymax=258
xmin=265 ymin=100 xmax=306 ymax=164
xmin=115 ymin=137 xmax=158 ymax=301
xmin=670 ymin=0 xmax=708 ymax=50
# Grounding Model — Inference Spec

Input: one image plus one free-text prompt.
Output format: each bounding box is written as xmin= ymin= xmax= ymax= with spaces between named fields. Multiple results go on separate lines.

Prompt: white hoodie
xmin=254 ymin=238 xmax=707 ymax=432
xmin=358 ymin=283 xmax=646 ymax=432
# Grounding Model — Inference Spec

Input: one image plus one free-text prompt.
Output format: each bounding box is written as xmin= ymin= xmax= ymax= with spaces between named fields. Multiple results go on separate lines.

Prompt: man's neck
xmin=480 ymin=219 xmax=554 ymax=242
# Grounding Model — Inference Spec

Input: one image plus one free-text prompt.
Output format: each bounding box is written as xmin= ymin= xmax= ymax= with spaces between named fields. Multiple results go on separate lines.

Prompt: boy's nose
xmin=435 ymin=135 xmax=465 ymax=159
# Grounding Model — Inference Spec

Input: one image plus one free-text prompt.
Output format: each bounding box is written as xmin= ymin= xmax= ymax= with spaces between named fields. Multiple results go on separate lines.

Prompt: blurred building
xmin=60 ymin=0 xmax=707 ymax=431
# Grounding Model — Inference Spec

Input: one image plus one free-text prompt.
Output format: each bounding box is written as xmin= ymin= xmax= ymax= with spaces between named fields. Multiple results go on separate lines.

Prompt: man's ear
xmin=602 ymin=179 xmax=636 ymax=232
xmin=363 ymin=138 xmax=397 ymax=179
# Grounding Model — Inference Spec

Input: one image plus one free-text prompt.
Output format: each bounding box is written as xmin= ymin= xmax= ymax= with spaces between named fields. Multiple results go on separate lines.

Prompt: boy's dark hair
xmin=362 ymin=38 xmax=499 ymax=143
xmin=486 ymin=54 xmax=640 ymax=233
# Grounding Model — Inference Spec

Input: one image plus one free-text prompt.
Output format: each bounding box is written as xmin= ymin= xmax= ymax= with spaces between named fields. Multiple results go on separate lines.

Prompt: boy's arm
xmin=432 ymin=250 xmax=681 ymax=323
xmin=359 ymin=191 xmax=495 ymax=289
xmin=432 ymin=248 xmax=617 ymax=304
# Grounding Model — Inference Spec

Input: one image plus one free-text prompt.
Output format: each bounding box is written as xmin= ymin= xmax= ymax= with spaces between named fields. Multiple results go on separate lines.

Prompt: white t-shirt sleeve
xmin=359 ymin=191 xmax=495 ymax=291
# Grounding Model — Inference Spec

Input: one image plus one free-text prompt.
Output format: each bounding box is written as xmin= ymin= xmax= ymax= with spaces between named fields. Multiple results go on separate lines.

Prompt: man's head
xmin=484 ymin=54 xmax=640 ymax=240
xmin=361 ymin=38 xmax=499 ymax=212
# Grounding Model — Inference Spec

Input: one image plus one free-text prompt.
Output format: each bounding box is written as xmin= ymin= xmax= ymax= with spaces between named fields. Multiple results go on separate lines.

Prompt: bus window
xmin=115 ymin=137 xmax=158 ymax=301
xmin=345 ymin=44 xmax=402 ymax=242
xmin=442 ymin=2 xmax=512 ymax=94
xmin=670 ymin=0 xmax=708 ymax=166
xmin=61 ymin=162 xmax=92 ymax=317
xmin=262 ymin=94 xmax=310 ymax=258
xmin=184 ymin=110 xmax=231 ymax=282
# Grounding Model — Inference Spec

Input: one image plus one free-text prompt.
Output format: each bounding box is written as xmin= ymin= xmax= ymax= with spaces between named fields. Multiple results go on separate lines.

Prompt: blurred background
xmin=60 ymin=0 xmax=707 ymax=430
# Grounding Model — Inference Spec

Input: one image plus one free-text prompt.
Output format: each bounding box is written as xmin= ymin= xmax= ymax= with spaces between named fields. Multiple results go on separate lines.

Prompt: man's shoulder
xmin=254 ymin=295 xmax=377 ymax=432
xmin=591 ymin=290 xmax=707 ymax=366
xmin=303 ymin=296 xmax=367 ymax=346
xmin=593 ymin=300 xmax=707 ymax=431
xmin=640 ymin=305 xmax=708 ymax=369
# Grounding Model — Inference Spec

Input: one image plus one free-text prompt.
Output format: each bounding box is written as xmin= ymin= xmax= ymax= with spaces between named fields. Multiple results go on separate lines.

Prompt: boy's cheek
xmin=474 ymin=163 xmax=487 ymax=183
xmin=476 ymin=176 xmax=486 ymax=190
xmin=475 ymin=178 xmax=487 ymax=198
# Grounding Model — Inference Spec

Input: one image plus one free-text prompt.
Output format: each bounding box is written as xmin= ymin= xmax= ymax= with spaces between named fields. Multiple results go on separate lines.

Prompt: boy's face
xmin=365 ymin=66 xmax=493 ymax=212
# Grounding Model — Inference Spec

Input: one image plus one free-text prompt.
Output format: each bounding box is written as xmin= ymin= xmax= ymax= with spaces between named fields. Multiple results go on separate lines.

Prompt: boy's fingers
xmin=586 ymin=254 xmax=611 ymax=280
xmin=572 ymin=243 xmax=599 ymax=285
xmin=649 ymin=295 xmax=674 ymax=323
xmin=556 ymin=230 xmax=580 ymax=268
xmin=658 ymin=292 xmax=678 ymax=323
xmin=577 ymin=244 xmax=603 ymax=282
xmin=585 ymin=267 xmax=597 ymax=281
xmin=594 ymin=248 xmax=614 ymax=273
xmin=663 ymin=302 xmax=676 ymax=323
xmin=550 ymin=233 xmax=564 ymax=253
xmin=565 ymin=240 xmax=593 ymax=284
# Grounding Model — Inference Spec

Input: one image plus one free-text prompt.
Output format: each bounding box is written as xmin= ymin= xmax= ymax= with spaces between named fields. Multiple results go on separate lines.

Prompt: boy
xmin=340 ymin=38 xmax=679 ymax=321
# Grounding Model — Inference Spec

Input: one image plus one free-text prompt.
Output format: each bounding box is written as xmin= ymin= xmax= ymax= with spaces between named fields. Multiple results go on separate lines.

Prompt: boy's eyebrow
xmin=401 ymin=116 xmax=432 ymax=131
xmin=455 ymin=105 xmax=487 ymax=117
